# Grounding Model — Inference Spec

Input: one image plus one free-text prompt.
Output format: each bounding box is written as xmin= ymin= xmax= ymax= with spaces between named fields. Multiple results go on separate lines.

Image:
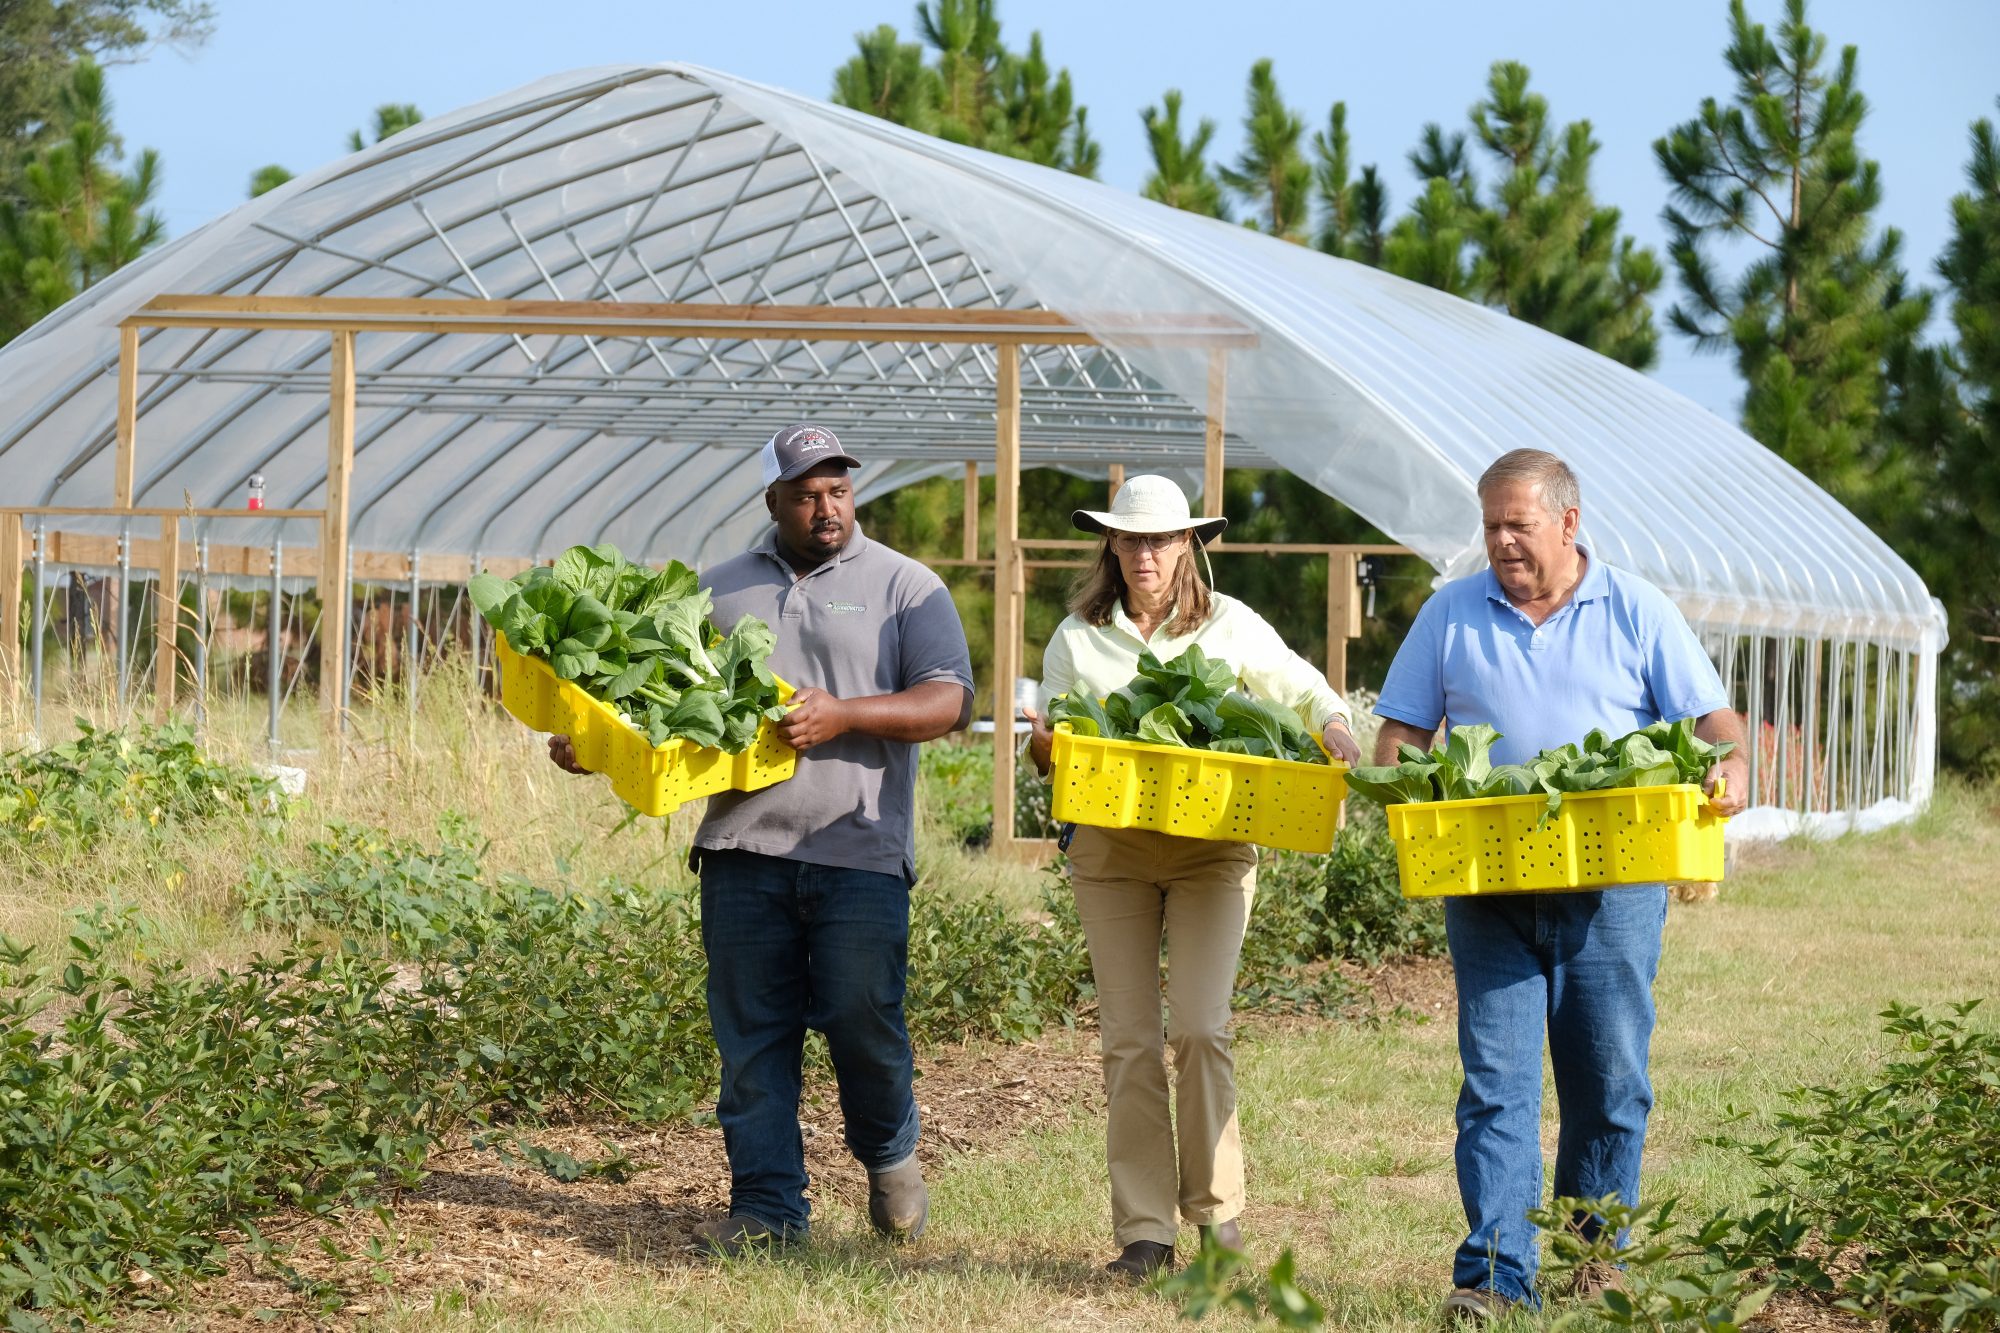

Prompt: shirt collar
xmin=1110 ymin=598 xmax=1177 ymax=644
xmin=1484 ymin=543 xmax=1606 ymax=608
xmin=751 ymin=523 xmax=870 ymax=575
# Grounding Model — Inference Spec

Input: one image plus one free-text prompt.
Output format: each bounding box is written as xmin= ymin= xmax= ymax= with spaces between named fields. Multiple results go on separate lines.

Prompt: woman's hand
xmin=1321 ymin=717 xmax=1362 ymax=766
xmin=1024 ymin=704 xmax=1054 ymax=776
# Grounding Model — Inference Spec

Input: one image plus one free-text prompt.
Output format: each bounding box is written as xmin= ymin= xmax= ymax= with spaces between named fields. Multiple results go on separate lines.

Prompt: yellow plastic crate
xmin=1049 ymin=722 xmax=1349 ymax=854
xmin=1385 ymin=783 xmax=1726 ymax=898
xmin=494 ymin=637 xmax=796 ymax=818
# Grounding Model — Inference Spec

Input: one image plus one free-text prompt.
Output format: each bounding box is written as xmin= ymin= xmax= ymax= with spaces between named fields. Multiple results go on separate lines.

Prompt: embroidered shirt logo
xmin=824 ymin=600 xmax=868 ymax=614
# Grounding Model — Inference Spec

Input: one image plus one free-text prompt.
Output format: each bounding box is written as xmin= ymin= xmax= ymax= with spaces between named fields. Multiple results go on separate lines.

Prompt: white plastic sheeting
xmin=0 ymin=62 xmax=1942 ymax=810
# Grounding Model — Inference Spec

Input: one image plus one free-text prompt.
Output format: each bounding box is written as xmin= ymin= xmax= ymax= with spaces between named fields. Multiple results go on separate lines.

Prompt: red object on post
xmin=247 ymin=473 xmax=265 ymax=510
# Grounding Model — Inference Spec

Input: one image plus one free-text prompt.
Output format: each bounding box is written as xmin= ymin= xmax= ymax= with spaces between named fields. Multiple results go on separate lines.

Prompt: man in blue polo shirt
xmin=1374 ymin=449 xmax=1748 ymax=1321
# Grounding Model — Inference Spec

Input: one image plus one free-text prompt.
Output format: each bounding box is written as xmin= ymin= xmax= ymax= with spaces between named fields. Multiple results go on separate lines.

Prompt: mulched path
xmin=130 ymin=1030 xmax=1106 ymax=1329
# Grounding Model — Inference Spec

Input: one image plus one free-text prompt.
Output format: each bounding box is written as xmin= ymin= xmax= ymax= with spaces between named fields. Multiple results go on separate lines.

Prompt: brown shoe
xmin=689 ymin=1214 xmax=789 ymax=1258
xmin=867 ymin=1157 xmax=929 ymax=1242
xmin=1443 ymin=1286 xmax=1520 ymax=1323
xmin=1569 ymin=1261 xmax=1627 ymax=1300
xmin=1106 ymin=1239 xmax=1175 ymax=1281
xmin=1199 ymin=1218 xmax=1244 ymax=1251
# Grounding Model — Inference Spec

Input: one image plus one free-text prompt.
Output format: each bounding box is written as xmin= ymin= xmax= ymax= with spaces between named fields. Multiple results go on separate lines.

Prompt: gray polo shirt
xmin=693 ymin=525 xmax=973 ymax=882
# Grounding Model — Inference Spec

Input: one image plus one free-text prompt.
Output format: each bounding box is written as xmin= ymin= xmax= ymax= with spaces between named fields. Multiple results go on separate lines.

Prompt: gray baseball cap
xmin=760 ymin=423 xmax=861 ymax=485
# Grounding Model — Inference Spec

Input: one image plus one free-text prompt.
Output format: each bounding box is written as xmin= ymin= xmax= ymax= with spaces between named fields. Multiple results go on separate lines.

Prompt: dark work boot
xmin=1106 ymin=1239 xmax=1175 ymax=1281
xmin=867 ymin=1156 xmax=929 ymax=1241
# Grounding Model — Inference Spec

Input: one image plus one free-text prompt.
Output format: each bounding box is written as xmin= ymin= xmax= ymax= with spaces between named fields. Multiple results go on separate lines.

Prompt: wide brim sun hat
xmin=1071 ymin=473 xmax=1228 ymax=546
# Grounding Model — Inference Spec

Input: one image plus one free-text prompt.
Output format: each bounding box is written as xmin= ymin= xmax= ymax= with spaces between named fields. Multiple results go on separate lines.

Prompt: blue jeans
xmin=697 ymin=849 xmax=920 ymax=1237
xmin=1443 ymin=885 xmax=1669 ymax=1303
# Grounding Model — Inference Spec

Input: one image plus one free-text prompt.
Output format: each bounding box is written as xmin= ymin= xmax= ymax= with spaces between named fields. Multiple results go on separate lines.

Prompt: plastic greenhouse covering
xmin=0 ymin=63 xmax=1944 ymax=817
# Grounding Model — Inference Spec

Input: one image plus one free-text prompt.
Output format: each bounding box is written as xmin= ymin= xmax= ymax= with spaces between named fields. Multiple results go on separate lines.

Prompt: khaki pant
xmin=1067 ymin=825 xmax=1258 ymax=1246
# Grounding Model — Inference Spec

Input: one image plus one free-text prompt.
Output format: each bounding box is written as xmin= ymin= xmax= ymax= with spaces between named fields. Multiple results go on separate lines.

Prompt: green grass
xmin=373 ymin=782 xmax=1998 ymax=1332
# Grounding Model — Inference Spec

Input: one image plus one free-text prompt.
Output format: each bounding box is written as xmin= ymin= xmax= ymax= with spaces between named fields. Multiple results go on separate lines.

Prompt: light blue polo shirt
xmin=1375 ymin=548 xmax=1729 ymax=766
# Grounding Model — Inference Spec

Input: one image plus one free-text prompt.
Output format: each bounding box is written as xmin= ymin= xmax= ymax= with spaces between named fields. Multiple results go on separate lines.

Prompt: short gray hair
xmin=1477 ymin=449 xmax=1580 ymax=519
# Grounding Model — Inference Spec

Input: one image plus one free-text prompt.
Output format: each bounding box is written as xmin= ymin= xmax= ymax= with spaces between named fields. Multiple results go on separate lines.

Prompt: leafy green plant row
xmin=0 ymin=719 xmax=279 ymax=848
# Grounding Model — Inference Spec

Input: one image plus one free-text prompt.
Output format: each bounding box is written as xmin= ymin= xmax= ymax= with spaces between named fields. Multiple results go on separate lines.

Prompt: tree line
xmin=0 ymin=0 xmax=1993 ymax=770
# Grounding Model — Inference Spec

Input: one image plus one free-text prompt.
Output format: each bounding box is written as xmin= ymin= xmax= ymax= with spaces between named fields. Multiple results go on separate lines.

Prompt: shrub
xmin=0 ymin=719 xmax=279 ymax=847
xmin=1536 ymin=1001 xmax=2000 ymax=1333
xmin=906 ymin=876 xmax=1093 ymax=1044
xmin=1236 ymin=804 xmax=1444 ymax=1012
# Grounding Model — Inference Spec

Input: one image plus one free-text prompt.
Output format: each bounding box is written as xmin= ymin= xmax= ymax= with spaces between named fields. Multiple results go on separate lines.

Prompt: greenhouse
xmin=0 ymin=61 xmax=1945 ymax=841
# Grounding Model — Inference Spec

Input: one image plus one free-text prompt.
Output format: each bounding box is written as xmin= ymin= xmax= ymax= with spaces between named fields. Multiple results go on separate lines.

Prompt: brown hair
xmin=1477 ymin=448 xmax=1581 ymax=518
xmin=1067 ymin=533 xmax=1212 ymax=636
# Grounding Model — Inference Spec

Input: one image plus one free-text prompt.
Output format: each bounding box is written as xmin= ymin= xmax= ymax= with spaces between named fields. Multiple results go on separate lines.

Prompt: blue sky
xmin=103 ymin=0 xmax=1998 ymax=420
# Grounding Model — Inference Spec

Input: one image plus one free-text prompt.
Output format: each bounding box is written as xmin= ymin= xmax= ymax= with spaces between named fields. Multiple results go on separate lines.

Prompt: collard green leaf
xmin=1135 ymin=702 xmax=1193 ymax=748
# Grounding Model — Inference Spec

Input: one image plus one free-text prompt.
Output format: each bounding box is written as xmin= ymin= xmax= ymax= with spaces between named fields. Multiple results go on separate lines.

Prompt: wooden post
xmin=0 ymin=512 xmax=20 ymax=704
xmin=1325 ymin=550 xmax=1360 ymax=693
xmin=154 ymin=515 xmax=179 ymax=720
xmin=115 ymin=326 xmax=140 ymax=507
xmin=962 ymin=460 xmax=979 ymax=562
xmin=320 ymin=329 xmax=357 ymax=733
xmin=1107 ymin=462 xmax=1124 ymax=505
xmin=992 ymin=344 xmax=1022 ymax=853
xmin=1203 ymin=348 xmax=1227 ymax=518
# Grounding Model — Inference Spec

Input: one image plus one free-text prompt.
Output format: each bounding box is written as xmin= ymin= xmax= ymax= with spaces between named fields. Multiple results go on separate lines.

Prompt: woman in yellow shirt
xmin=1027 ymin=474 xmax=1360 ymax=1279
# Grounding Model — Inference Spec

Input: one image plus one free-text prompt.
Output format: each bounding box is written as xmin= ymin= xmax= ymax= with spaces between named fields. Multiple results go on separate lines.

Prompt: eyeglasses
xmin=1109 ymin=531 xmax=1189 ymax=554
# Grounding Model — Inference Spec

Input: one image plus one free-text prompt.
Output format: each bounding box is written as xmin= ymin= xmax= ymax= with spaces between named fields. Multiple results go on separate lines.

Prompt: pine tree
xmin=248 ymin=164 xmax=293 ymax=198
xmin=1916 ymin=104 xmax=2000 ymax=769
xmin=0 ymin=59 xmax=163 ymax=343
xmin=1382 ymin=123 xmax=1477 ymax=291
xmin=832 ymin=24 xmax=935 ymax=126
xmin=1140 ymin=90 xmax=1228 ymax=219
xmin=1383 ymin=177 xmax=1476 ymax=296
xmin=249 ymin=102 xmax=424 ymax=199
xmin=831 ymin=0 xmax=1099 ymax=176
xmin=1312 ymin=102 xmax=1388 ymax=262
xmin=0 ymin=1 xmax=210 ymax=207
xmin=1219 ymin=59 xmax=1311 ymax=242
xmin=1466 ymin=63 xmax=1662 ymax=368
xmin=1655 ymin=0 xmax=1927 ymax=511
xmin=346 ymin=104 xmax=423 ymax=153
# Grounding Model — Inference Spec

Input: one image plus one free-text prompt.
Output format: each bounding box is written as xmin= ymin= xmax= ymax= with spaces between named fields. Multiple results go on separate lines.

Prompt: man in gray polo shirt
xmin=551 ymin=422 xmax=972 ymax=1255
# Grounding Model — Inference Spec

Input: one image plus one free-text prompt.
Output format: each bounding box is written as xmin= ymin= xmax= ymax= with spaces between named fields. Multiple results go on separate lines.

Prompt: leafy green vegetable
xmin=1346 ymin=718 xmax=1736 ymax=823
xmin=1047 ymin=646 xmax=1328 ymax=765
xmin=470 ymin=544 xmax=786 ymax=754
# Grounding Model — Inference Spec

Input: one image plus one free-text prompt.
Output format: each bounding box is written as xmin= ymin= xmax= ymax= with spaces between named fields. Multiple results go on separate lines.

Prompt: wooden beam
xmin=1107 ymin=462 xmax=1124 ymax=505
xmin=115 ymin=326 xmax=138 ymax=508
xmin=962 ymin=460 xmax=979 ymax=563
xmin=126 ymin=294 xmax=1260 ymax=348
xmin=154 ymin=515 xmax=179 ymax=721
xmin=0 ymin=512 xmax=20 ymax=704
xmin=20 ymin=530 xmax=536 ymax=581
xmin=1203 ymin=349 xmax=1227 ymax=518
xmin=1325 ymin=551 xmax=1359 ymax=693
xmin=321 ymin=329 xmax=356 ymax=734
xmin=0 ymin=506 xmax=324 ymax=519
xmin=992 ymin=344 xmax=1023 ymax=854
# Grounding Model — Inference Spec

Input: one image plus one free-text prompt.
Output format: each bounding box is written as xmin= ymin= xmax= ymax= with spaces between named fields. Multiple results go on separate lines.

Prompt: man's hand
xmin=1321 ymin=717 xmax=1362 ymax=766
xmin=547 ymin=733 xmax=588 ymax=774
xmin=775 ymin=687 xmax=850 ymax=751
xmin=1705 ymin=750 xmax=1749 ymax=817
